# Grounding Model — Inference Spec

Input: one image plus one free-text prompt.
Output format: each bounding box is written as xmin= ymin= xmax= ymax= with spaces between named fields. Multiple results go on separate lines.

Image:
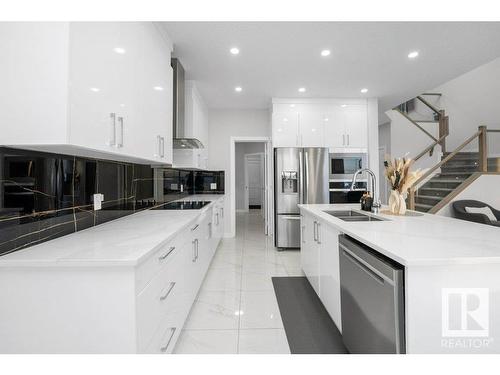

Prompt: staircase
xmin=414 ymin=152 xmax=479 ymax=212
xmin=393 ymin=93 xmax=499 ymax=214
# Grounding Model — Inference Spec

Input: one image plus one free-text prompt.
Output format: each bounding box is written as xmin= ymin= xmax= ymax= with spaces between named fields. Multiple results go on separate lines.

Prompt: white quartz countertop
xmin=0 ymin=195 xmax=225 ymax=268
xmin=299 ymin=203 xmax=500 ymax=266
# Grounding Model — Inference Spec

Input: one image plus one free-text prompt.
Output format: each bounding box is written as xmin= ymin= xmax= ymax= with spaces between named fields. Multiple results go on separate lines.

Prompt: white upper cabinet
xmin=272 ymin=100 xmax=368 ymax=150
xmin=299 ymin=112 xmax=326 ymax=147
xmin=0 ymin=22 xmax=173 ymax=165
xmin=272 ymin=111 xmax=299 ymax=147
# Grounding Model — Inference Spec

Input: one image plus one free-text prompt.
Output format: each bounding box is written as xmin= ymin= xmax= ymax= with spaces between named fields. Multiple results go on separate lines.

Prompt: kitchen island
xmin=299 ymin=203 xmax=500 ymax=354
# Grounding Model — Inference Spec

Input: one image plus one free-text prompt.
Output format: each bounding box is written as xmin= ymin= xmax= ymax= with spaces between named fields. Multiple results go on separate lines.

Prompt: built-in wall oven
xmin=329 ymin=153 xmax=368 ymax=203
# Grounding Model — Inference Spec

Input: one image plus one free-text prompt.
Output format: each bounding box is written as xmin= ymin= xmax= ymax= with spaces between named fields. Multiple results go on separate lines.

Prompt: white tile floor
xmin=174 ymin=211 xmax=303 ymax=354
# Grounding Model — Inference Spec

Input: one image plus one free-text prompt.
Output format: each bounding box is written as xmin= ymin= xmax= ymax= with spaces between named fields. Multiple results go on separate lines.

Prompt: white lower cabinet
xmin=0 ymin=199 xmax=225 ymax=354
xmin=300 ymin=210 xmax=342 ymax=331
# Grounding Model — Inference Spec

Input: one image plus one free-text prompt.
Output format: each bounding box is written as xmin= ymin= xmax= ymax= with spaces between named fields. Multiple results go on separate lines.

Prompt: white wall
xmin=208 ymin=109 xmax=271 ymax=236
xmin=386 ymin=109 xmax=441 ymax=171
xmin=436 ymin=175 xmax=500 ymax=217
xmin=235 ymin=142 xmax=265 ymax=211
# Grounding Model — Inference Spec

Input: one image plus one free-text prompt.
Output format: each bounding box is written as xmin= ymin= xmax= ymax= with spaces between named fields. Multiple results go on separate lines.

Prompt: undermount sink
xmin=323 ymin=210 xmax=385 ymax=222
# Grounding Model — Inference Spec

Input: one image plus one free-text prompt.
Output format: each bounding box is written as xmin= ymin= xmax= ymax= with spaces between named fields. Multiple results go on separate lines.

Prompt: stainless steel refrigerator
xmin=274 ymin=147 xmax=329 ymax=248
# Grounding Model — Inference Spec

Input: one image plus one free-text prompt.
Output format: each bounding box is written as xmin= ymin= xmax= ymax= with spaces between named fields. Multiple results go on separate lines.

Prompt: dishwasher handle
xmin=340 ymin=244 xmax=385 ymax=285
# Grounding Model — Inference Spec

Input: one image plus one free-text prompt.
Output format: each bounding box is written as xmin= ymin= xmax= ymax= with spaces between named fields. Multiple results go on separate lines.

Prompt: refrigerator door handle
xmin=298 ymin=150 xmax=304 ymax=204
xmin=304 ymin=151 xmax=309 ymax=204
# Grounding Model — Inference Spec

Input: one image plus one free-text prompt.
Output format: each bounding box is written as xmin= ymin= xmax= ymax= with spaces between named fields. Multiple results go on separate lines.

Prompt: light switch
xmin=92 ymin=193 xmax=104 ymax=210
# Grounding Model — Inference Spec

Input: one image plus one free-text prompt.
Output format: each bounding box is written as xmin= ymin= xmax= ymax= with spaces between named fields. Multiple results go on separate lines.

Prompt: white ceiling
xmin=161 ymin=22 xmax=500 ymax=119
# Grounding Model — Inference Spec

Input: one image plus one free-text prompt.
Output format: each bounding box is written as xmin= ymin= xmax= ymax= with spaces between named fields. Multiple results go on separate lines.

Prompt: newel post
xmin=478 ymin=126 xmax=488 ymax=172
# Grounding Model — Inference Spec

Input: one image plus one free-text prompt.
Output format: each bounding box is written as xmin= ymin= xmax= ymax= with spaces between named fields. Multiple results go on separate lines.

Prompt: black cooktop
xmin=153 ymin=201 xmax=211 ymax=210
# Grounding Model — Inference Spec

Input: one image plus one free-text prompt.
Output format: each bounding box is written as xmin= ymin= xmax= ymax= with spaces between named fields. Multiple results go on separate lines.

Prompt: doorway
xmin=232 ymin=139 xmax=272 ymax=236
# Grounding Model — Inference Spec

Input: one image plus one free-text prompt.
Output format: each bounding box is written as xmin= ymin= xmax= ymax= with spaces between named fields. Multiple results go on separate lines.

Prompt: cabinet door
xmin=68 ymin=22 xmax=124 ymax=153
xmin=299 ymin=112 xmax=326 ymax=147
xmin=272 ymin=112 xmax=299 ymax=147
xmin=343 ymin=105 xmax=368 ymax=148
xmin=134 ymin=23 xmax=173 ymax=163
xmin=319 ymin=222 xmax=342 ymax=331
xmin=309 ymin=219 xmax=321 ymax=295
xmin=324 ymin=110 xmax=345 ymax=148
xmin=301 ymin=212 xmax=318 ymax=293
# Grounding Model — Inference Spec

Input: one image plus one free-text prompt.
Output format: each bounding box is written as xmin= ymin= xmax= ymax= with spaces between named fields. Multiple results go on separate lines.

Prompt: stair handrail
xmin=415 ymin=95 xmax=442 ymax=116
xmin=413 ymin=133 xmax=449 ymax=162
xmin=394 ymin=109 xmax=439 ymax=142
xmin=408 ymin=126 xmax=487 ymax=210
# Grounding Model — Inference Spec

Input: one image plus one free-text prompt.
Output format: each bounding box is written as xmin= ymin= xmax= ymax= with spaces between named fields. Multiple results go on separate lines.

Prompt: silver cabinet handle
xmin=317 ymin=222 xmax=321 ymax=244
xmin=191 ymin=224 xmax=199 ymax=231
xmin=192 ymin=239 xmax=197 ymax=262
xmin=301 ymin=225 xmax=305 ymax=244
xmin=159 ymin=282 xmax=176 ymax=301
xmin=109 ymin=113 xmax=116 ymax=146
xmin=347 ymin=134 xmax=350 ymax=145
xmin=158 ymin=246 xmax=175 ymax=261
xmin=160 ymin=327 xmax=177 ymax=353
xmin=313 ymin=221 xmax=317 ymax=242
xmin=160 ymin=137 xmax=165 ymax=158
xmin=281 ymin=215 xmax=300 ymax=220
xmin=215 ymin=213 xmax=219 ymax=225
xmin=342 ymin=134 xmax=345 ymax=146
xmin=208 ymin=222 xmax=212 ymax=238
xmin=196 ymin=239 xmax=199 ymax=260
xmin=117 ymin=116 xmax=124 ymax=148
xmin=220 ymin=207 xmax=224 ymax=218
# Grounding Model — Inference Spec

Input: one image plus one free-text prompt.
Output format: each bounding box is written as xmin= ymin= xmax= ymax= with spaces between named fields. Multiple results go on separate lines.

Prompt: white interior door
xmin=245 ymin=154 xmax=264 ymax=210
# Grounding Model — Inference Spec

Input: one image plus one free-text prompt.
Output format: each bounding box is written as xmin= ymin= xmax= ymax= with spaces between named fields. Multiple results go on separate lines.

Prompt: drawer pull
xmin=159 ymin=282 xmax=176 ymax=301
xmin=158 ymin=246 xmax=176 ymax=261
xmin=160 ymin=327 xmax=177 ymax=353
xmin=191 ymin=224 xmax=199 ymax=231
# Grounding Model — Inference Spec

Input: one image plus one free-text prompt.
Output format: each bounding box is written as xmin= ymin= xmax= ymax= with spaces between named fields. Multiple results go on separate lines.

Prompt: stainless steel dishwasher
xmin=339 ymin=235 xmax=405 ymax=353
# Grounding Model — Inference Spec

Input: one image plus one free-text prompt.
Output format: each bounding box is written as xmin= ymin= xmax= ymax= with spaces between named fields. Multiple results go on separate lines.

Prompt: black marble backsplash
xmin=0 ymin=147 xmax=224 ymax=256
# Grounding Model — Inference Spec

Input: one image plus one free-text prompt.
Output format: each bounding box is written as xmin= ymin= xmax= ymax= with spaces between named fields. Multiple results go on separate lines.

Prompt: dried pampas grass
xmin=383 ymin=155 xmax=423 ymax=194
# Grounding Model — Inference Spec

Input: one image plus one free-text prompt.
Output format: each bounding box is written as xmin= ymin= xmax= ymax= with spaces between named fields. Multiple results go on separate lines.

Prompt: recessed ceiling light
xmin=290 ymin=104 xmax=295 ymax=108
xmin=230 ymin=47 xmax=240 ymax=55
xmin=298 ymin=87 xmax=306 ymax=93
xmin=113 ymin=47 xmax=126 ymax=54
xmin=90 ymin=87 xmax=100 ymax=92
xmin=235 ymin=86 xmax=242 ymax=92
xmin=341 ymin=104 xmax=347 ymax=108
xmin=323 ymin=117 xmax=329 ymax=122
xmin=408 ymin=51 xmax=419 ymax=59
xmin=153 ymin=86 xmax=164 ymax=91
xmin=360 ymin=88 xmax=368 ymax=94
xmin=321 ymin=49 xmax=331 ymax=57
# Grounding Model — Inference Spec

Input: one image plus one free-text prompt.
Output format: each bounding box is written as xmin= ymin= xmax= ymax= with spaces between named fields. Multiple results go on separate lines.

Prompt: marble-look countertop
xmin=0 ymin=195 xmax=224 ymax=267
xmin=299 ymin=203 xmax=500 ymax=266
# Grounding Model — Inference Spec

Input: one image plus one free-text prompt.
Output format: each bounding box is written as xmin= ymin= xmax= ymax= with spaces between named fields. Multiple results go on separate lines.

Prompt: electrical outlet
xmin=92 ymin=193 xmax=104 ymax=210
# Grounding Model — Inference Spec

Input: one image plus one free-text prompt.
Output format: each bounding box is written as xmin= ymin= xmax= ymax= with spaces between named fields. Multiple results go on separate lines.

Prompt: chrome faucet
xmin=351 ymin=168 xmax=381 ymax=213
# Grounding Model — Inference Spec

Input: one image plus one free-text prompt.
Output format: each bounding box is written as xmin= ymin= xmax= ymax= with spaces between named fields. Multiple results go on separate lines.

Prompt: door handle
xmin=117 ymin=116 xmax=124 ymax=148
xmin=340 ymin=247 xmax=385 ymax=285
xmin=109 ymin=113 xmax=116 ymax=146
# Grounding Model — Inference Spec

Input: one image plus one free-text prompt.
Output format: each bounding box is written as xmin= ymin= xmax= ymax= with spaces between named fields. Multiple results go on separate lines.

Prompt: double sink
xmin=324 ymin=210 xmax=385 ymax=222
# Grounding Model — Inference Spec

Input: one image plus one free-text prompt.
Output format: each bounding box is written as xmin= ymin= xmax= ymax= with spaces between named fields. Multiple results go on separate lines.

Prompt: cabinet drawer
xmin=136 ymin=232 xmax=186 ymax=294
xmin=136 ymin=248 xmax=185 ymax=350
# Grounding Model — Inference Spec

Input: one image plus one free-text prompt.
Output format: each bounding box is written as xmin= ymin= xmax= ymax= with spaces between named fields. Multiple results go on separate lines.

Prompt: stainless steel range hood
xmin=171 ymin=58 xmax=204 ymax=149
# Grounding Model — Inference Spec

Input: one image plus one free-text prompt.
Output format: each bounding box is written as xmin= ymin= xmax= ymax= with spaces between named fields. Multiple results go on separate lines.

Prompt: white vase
xmin=389 ymin=190 xmax=407 ymax=215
